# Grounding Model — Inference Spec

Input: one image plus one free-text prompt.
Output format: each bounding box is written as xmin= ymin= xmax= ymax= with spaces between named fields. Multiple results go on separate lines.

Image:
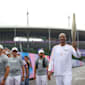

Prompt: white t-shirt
xmin=48 ymin=44 xmax=78 ymax=76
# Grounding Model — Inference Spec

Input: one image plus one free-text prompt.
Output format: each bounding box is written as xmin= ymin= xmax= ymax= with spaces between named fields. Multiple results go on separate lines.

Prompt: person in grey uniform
xmin=0 ymin=44 xmax=10 ymax=85
xmin=6 ymin=47 xmax=25 ymax=85
xmin=34 ymin=49 xmax=49 ymax=85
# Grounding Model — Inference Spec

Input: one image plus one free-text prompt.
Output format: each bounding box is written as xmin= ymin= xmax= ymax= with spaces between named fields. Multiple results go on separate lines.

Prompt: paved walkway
xmin=72 ymin=66 xmax=85 ymax=85
xmin=29 ymin=66 xmax=85 ymax=85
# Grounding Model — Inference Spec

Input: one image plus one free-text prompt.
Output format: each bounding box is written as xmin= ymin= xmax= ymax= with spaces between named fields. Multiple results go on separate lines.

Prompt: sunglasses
xmin=40 ymin=53 xmax=44 ymax=54
xmin=12 ymin=50 xmax=17 ymax=52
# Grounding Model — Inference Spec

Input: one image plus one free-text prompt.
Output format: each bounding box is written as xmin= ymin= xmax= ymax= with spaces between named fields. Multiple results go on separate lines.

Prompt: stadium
xmin=0 ymin=26 xmax=85 ymax=54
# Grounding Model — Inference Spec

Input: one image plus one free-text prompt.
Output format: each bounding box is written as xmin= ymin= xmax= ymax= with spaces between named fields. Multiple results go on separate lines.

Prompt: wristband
xmin=3 ymin=77 xmax=6 ymax=81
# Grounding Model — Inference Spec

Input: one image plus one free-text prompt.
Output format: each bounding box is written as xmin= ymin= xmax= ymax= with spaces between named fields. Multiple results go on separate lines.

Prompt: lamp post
xmin=27 ymin=8 xmax=29 ymax=25
xmin=14 ymin=27 xmax=16 ymax=46
xmin=27 ymin=8 xmax=29 ymax=51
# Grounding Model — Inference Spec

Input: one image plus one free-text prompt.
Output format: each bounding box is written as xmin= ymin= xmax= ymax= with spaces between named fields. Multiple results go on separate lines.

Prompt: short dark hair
xmin=24 ymin=56 xmax=29 ymax=59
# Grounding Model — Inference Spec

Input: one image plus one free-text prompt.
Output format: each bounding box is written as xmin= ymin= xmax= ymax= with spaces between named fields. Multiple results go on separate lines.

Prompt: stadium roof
xmin=0 ymin=27 xmax=85 ymax=52
xmin=0 ymin=27 xmax=85 ymax=41
xmin=0 ymin=25 xmax=84 ymax=31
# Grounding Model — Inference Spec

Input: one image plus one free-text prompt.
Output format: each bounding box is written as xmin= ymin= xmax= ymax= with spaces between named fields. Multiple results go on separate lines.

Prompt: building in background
xmin=0 ymin=26 xmax=85 ymax=55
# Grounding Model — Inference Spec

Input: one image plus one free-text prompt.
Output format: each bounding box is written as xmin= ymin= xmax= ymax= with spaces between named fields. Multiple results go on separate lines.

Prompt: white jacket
xmin=48 ymin=44 xmax=81 ymax=76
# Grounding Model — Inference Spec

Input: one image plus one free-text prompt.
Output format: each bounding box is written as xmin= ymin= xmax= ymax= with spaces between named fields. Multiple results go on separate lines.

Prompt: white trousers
xmin=6 ymin=75 xmax=21 ymax=85
xmin=36 ymin=75 xmax=48 ymax=85
xmin=56 ymin=75 xmax=72 ymax=85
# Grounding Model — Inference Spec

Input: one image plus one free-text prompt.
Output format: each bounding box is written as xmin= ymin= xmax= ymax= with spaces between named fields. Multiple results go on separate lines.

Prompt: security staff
xmin=0 ymin=44 xmax=10 ymax=85
xmin=34 ymin=49 xmax=49 ymax=85
xmin=6 ymin=47 xmax=25 ymax=85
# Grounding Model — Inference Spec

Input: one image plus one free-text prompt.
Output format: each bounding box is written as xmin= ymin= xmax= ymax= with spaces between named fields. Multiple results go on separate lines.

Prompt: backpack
xmin=36 ymin=57 xmax=47 ymax=69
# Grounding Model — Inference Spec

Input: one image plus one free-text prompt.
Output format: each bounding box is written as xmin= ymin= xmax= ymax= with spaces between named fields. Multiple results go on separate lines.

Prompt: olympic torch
xmin=72 ymin=13 xmax=76 ymax=42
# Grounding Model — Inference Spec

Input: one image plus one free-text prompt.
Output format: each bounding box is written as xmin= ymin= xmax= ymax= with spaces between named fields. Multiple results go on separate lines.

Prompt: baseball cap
xmin=0 ymin=44 xmax=3 ymax=49
xmin=38 ymin=49 xmax=44 ymax=54
xmin=11 ymin=47 xmax=18 ymax=52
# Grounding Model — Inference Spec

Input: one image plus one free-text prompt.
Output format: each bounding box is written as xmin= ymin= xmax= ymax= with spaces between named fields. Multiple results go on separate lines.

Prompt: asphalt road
xmin=29 ymin=65 xmax=85 ymax=85
xmin=72 ymin=66 xmax=85 ymax=85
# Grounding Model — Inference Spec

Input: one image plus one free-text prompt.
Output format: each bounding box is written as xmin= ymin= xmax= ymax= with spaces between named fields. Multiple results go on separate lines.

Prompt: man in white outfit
xmin=48 ymin=33 xmax=81 ymax=85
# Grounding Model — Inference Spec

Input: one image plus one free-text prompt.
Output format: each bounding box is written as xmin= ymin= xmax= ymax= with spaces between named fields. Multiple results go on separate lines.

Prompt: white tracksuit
xmin=48 ymin=44 xmax=81 ymax=85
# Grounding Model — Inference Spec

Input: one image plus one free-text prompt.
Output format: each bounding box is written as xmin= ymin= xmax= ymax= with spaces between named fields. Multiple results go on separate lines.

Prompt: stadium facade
xmin=0 ymin=26 xmax=85 ymax=54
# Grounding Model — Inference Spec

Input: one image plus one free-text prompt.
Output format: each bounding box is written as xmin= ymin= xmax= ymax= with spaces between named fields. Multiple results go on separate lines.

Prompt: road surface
xmin=29 ymin=66 xmax=85 ymax=85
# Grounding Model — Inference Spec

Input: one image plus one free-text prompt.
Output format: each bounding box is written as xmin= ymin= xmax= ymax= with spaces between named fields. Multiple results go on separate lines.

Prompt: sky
xmin=0 ymin=0 xmax=85 ymax=30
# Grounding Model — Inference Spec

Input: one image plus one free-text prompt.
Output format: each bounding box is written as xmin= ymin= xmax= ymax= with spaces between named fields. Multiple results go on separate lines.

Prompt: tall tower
xmin=27 ymin=8 xmax=29 ymax=25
